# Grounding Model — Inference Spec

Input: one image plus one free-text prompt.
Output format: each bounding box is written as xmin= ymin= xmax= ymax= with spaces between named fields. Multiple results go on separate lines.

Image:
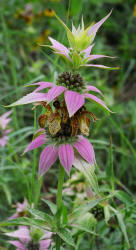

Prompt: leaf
xmin=115 ymin=190 xmax=133 ymax=205
xmin=69 ymin=198 xmax=102 ymax=221
xmin=71 ymin=224 xmax=97 ymax=235
xmin=106 ymin=138 xmax=114 ymax=191
xmin=42 ymin=199 xmax=57 ymax=215
xmin=71 ymin=212 xmax=97 ymax=235
xmin=2 ymin=184 xmax=12 ymax=205
xmin=28 ymin=208 xmax=53 ymax=225
xmin=104 ymin=205 xmax=111 ymax=224
xmin=62 ymin=204 xmax=68 ymax=225
xmin=0 ymin=217 xmax=50 ymax=230
xmin=57 ymin=228 xmax=75 ymax=247
xmin=109 ymin=206 xmax=130 ymax=247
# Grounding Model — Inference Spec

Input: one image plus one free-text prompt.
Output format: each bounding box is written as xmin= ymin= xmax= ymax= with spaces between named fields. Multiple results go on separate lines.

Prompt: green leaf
xmin=71 ymin=212 xmax=97 ymax=235
xmin=109 ymin=206 xmax=130 ymax=247
xmin=0 ymin=217 xmax=50 ymax=230
xmin=115 ymin=190 xmax=133 ymax=205
xmin=28 ymin=208 xmax=53 ymax=225
xmin=2 ymin=184 xmax=12 ymax=205
xmin=106 ymin=138 xmax=114 ymax=191
xmin=62 ymin=204 xmax=68 ymax=225
xmin=69 ymin=198 xmax=102 ymax=221
xmin=57 ymin=228 xmax=75 ymax=247
xmin=104 ymin=205 xmax=111 ymax=224
xmin=42 ymin=199 xmax=57 ymax=215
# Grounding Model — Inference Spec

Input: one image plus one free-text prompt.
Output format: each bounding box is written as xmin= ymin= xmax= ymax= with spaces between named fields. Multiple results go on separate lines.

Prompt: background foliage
xmin=0 ymin=0 xmax=136 ymax=249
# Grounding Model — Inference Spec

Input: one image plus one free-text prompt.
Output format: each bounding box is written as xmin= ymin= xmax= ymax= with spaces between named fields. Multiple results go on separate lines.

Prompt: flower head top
xmin=7 ymin=226 xmax=52 ymax=250
xmin=42 ymin=10 xmax=118 ymax=70
xmin=0 ymin=110 xmax=12 ymax=147
xmin=54 ymin=10 xmax=112 ymax=51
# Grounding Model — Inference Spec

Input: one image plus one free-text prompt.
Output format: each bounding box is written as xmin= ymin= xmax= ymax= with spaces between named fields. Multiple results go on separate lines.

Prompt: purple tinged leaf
xmin=47 ymin=86 xmax=66 ymax=103
xmin=82 ymin=64 xmax=117 ymax=69
xmin=81 ymin=44 xmax=94 ymax=58
xmin=86 ymin=85 xmax=103 ymax=96
xmin=64 ymin=90 xmax=85 ymax=117
xmin=74 ymin=136 xmax=95 ymax=165
xmin=32 ymin=82 xmax=54 ymax=92
xmin=84 ymin=93 xmax=111 ymax=112
xmin=87 ymin=54 xmax=115 ymax=61
xmin=8 ymin=93 xmax=47 ymax=107
xmin=48 ymin=36 xmax=70 ymax=56
xmin=87 ymin=10 xmax=112 ymax=36
xmin=39 ymin=146 xmax=58 ymax=175
xmin=24 ymin=134 xmax=46 ymax=153
xmin=58 ymin=144 xmax=74 ymax=173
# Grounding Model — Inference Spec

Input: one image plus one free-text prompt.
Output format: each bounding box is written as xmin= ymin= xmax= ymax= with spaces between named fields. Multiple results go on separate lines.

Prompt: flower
xmin=24 ymin=129 xmax=95 ymax=175
xmin=0 ymin=110 xmax=12 ymax=147
xmin=7 ymin=226 xmax=52 ymax=250
xmin=43 ymin=36 xmax=116 ymax=70
xmin=54 ymin=10 xmax=112 ymax=51
xmin=44 ymin=9 xmax=54 ymax=17
xmin=8 ymin=73 xmax=111 ymax=118
xmin=8 ymin=198 xmax=29 ymax=220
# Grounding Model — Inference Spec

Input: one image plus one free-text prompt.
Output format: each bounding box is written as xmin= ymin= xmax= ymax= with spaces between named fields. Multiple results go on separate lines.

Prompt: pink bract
xmin=7 ymin=226 xmax=52 ymax=250
xmin=0 ymin=110 xmax=12 ymax=147
xmin=25 ymin=130 xmax=95 ymax=175
xmin=8 ymin=81 xmax=111 ymax=117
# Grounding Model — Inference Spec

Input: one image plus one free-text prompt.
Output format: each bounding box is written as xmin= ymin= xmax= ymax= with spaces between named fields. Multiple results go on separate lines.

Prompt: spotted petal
xmin=58 ymin=144 xmax=74 ymax=173
xmin=84 ymin=93 xmax=111 ymax=112
xmin=7 ymin=93 xmax=47 ymax=107
xmin=24 ymin=134 xmax=46 ymax=153
xmin=39 ymin=146 xmax=58 ymax=175
xmin=64 ymin=90 xmax=85 ymax=117
xmin=47 ymin=86 xmax=66 ymax=103
xmin=74 ymin=136 xmax=95 ymax=165
xmin=87 ymin=10 xmax=112 ymax=36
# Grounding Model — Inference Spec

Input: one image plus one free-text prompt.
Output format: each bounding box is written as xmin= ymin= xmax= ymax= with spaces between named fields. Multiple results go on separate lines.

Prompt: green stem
xmin=56 ymin=165 xmax=65 ymax=250
xmin=34 ymin=176 xmax=43 ymax=209
xmin=31 ymin=109 xmax=37 ymax=206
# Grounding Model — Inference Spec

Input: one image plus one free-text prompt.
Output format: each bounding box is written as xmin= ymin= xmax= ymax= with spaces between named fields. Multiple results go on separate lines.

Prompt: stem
xmin=56 ymin=164 xmax=65 ymax=250
xmin=31 ymin=109 xmax=37 ymax=206
xmin=34 ymin=176 xmax=43 ymax=209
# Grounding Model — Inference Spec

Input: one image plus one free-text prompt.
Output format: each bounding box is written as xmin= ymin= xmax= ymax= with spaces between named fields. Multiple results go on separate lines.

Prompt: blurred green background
xmin=0 ymin=0 xmax=136 ymax=249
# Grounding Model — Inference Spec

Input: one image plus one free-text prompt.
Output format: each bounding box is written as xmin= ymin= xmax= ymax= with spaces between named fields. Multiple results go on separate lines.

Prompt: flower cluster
xmin=0 ymin=111 xmax=12 ymax=147
xmin=8 ymin=11 xmax=116 ymax=175
xmin=7 ymin=226 xmax=52 ymax=250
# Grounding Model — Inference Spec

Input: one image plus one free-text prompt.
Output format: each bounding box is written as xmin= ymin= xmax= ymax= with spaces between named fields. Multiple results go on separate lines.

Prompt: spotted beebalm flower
xmin=8 ymin=74 xmax=111 ymax=118
xmin=7 ymin=226 xmax=52 ymax=250
xmin=0 ymin=110 xmax=12 ymax=147
xmin=24 ymin=129 xmax=95 ymax=175
xmin=54 ymin=10 xmax=112 ymax=51
xmin=8 ymin=198 xmax=29 ymax=220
